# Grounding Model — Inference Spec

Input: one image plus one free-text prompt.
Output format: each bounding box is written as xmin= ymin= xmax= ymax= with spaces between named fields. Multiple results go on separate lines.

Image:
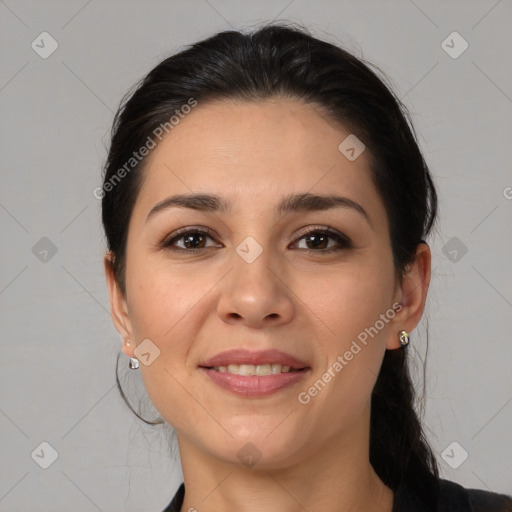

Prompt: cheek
xmin=125 ymin=252 xmax=206 ymax=341
xmin=297 ymin=257 xmax=396 ymax=346
xmin=296 ymin=256 xmax=395 ymax=413
xmin=125 ymin=273 xmax=202 ymax=430
xmin=123 ymin=256 xmax=217 ymax=422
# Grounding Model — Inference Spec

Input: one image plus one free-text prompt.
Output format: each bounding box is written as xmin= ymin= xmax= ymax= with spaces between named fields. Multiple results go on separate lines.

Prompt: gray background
xmin=1 ymin=0 xmax=511 ymax=510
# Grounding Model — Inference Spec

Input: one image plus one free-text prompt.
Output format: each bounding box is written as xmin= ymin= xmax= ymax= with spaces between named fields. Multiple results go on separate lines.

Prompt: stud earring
xmin=124 ymin=338 xmax=139 ymax=369
xmin=399 ymin=330 xmax=409 ymax=348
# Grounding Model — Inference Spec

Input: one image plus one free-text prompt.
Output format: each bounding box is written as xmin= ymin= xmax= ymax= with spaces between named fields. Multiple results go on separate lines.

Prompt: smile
xmin=200 ymin=365 xmax=310 ymax=397
xmin=208 ymin=363 xmax=301 ymax=375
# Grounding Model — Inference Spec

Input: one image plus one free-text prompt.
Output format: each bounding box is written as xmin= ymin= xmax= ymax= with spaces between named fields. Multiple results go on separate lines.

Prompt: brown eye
xmin=292 ymin=227 xmax=352 ymax=253
xmin=162 ymin=227 xmax=220 ymax=252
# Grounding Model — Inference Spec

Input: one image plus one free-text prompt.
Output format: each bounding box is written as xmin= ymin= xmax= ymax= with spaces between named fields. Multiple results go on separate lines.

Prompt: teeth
xmin=239 ymin=364 xmax=254 ymax=376
xmin=256 ymin=364 xmax=271 ymax=376
xmin=211 ymin=363 xmax=297 ymax=375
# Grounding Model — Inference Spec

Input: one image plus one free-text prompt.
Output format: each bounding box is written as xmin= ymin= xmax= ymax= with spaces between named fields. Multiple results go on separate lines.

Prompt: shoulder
xmin=438 ymin=479 xmax=512 ymax=512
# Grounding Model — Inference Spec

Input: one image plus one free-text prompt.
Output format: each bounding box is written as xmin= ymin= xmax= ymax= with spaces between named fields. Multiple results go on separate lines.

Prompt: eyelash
xmin=161 ymin=226 xmax=353 ymax=254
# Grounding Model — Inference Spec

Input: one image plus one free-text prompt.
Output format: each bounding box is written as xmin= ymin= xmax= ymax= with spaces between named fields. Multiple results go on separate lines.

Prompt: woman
xmin=101 ymin=23 xmax=512 ymax=512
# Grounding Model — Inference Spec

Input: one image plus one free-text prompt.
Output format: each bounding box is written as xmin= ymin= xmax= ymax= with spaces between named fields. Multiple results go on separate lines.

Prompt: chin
xmin=211 ymin=426 xmax=308 ymax=470
xmin=219 ymin=444 xmax=302 ymax=471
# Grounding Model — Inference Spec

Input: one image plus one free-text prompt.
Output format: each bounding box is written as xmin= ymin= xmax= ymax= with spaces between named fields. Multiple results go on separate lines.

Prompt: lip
xmin=201 ymin=368 xmax=310 ymax=397
xmin=200 ymin=349 xmax=309 ymax=369
xmin=199 ymin=349 xmax=311 ymax=397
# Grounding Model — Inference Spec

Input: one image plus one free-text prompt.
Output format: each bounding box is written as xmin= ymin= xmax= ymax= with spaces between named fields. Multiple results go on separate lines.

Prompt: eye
xmin=291 ymin=226 xmax=353 ymax=253
xmin=161 ymin=226 xmax=352 ymax=254
xmin=162 ymin=227 xmax=220 ymax=252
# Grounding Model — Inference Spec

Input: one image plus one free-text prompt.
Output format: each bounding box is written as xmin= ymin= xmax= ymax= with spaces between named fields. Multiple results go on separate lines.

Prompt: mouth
xmin=199 ymin=349 xmax=310 ymax=397
xmin=202 ymin=363 xmax=304 ymax=375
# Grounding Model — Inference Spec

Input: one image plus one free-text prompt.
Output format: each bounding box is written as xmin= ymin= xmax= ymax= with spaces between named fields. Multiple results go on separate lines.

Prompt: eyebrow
xmin=145 ymin=192 xmax=373 ymax=229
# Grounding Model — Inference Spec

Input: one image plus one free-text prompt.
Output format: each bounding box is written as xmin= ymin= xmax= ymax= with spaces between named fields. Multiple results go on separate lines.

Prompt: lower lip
xmin=200 ymin=368 xmax=309 ymax=397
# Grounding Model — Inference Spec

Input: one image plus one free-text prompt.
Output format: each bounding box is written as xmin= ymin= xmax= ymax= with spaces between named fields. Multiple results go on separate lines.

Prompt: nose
xmin=216 ymin=245 xmax=295 ymax=329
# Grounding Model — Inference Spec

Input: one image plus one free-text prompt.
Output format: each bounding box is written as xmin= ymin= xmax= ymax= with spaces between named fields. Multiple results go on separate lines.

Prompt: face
xmin=106 ymin=98 xmax=422 ymax=470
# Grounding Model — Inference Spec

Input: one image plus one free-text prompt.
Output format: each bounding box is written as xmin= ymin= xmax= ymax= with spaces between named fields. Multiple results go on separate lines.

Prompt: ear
xmin=386 ymin=242 xmax=431 ymax=350
xmin=104 ymin=251 xmax=135 ymax=358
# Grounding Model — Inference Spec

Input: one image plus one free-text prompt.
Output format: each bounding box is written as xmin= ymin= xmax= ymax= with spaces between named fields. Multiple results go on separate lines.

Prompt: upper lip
xmin=200 ymin=349 xmax=309 ymax=369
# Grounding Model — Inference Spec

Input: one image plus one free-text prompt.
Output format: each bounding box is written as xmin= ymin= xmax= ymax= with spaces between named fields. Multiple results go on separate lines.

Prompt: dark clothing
xmin=162 ymin=479 xmax=512 ymax=511
xmin=392 ymin=479 xmax=512 ymax=511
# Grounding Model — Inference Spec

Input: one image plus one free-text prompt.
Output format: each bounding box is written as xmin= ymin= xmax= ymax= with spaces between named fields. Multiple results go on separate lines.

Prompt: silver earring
xmin=124 ymin=337 xmax=139 ymax=369
xmin=399 ymin=330 xmax=409 ymax=348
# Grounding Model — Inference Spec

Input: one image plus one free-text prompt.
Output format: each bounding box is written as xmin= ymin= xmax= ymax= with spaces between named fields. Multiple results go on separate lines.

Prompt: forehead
xmin=160 ymin=98 xmax=352 ymax=169
xmin=131 ymin=98 xmax=386 ymax=227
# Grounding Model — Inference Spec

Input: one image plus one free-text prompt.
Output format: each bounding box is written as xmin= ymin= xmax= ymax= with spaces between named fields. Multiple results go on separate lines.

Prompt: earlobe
xmin=386 ymin=243 xmax=431 ymax=350
xmin=121 ymin=336 xmax=135 ymax=359
xmin=104 ymin=251 xmax=134 ymax=353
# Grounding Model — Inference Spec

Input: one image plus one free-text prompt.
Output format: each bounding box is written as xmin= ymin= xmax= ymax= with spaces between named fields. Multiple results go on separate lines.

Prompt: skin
xmin=105 ymin=98 xmax=431 ymax=512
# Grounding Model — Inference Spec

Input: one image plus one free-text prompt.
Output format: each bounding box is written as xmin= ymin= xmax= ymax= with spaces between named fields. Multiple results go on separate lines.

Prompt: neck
xmin=177 ymin=407 xmax=394 ymax=512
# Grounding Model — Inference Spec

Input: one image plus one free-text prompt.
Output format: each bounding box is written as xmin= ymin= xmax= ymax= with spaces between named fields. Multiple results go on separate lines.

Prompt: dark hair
xmin=102 ymin=22 xmax=439 ymax=504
